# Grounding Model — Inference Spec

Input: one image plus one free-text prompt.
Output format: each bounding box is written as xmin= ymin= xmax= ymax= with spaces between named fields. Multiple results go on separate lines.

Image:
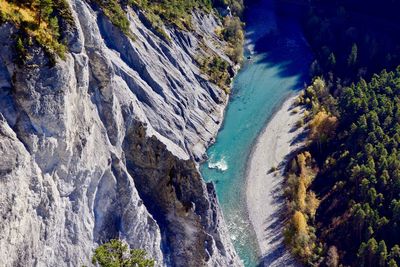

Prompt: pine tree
xmin=347 ymin=43 xmax=358 ymax=66
xmin=388 ymin=259 xmax=398 ymax=267
xmin=366 ymin=238 xmax=378 ymax=267
xmin=378 ymin=240 xmax=388 ymax=267
xmin=35 ymin=0 xmax=53 ymax=25
xmin=328 ymin=52 xmax=336 ymax=68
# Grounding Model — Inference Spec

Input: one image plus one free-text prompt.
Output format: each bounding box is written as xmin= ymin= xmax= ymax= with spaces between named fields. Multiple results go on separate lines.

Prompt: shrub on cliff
xmin=92 ymin=239 xmax=155 ymax=267
xmin=0 ymin=0 xmax=71 ymax=60
xmin=221 ymin=16 xmax=243 ymax=64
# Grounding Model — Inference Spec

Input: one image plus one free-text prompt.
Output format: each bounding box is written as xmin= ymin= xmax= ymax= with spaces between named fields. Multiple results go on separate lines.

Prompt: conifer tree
xmin=36 ymin=0 xmax=53 ymax=25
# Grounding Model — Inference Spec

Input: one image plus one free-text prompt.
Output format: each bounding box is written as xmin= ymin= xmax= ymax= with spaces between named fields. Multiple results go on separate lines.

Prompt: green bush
xmin=92 ymin=239 xmax=155 ymax=267
xmin=221 ymin=16 xmax=243 ymax=64
xmin=94 ymin=0 xmax=132 ymax=37
xmin=130 ymin=0 xmax=212 ymax=31
xmin=198 ymin=55 xmax=231 ymax=93
xmin=1 ymin=0 xmax=71 ymax=61
xmin=16 ymin=36 xmax=27 ymax=64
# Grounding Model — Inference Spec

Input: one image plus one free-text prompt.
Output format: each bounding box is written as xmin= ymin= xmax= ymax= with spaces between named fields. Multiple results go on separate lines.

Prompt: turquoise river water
xmin=200 ymin=1 xmax=313 ymax=266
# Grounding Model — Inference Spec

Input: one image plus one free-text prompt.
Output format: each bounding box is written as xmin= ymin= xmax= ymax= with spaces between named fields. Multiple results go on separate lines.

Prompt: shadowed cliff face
xmin=124 ymin=122 xmax=237 ymax=266
xmin=0 ymin=0 xmax=241 ymax=266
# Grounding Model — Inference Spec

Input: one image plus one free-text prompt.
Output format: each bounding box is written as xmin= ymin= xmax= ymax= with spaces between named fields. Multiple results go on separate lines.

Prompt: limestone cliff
xmin=0 ymin=1 xmax=241 ymax=266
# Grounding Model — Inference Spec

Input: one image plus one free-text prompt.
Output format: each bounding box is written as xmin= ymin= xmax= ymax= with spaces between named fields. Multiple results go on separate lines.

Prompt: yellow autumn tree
xmin=292 ymin=210 xmax=315 ymax=258
xmin=297 ymin=179 xmax=307 ymax=211
xmin=292 ymin=211 xmax=308 ymax=234
xmin=296 ymin=151 xmax=315 ymax=188
xmin=297 ymin=153 xmax=306 ymax=175
xmin=297 ymin=151 xmax=312 ymax=175
xmin=303 ymin=151 xmax=312 ymax=164
xmin=306 ymin=191 xmax=320 ymax=219
xmin=309 ymin=110 xmax=338 ymax=148
xmin=305 ymin=77 xmax=326 ymax=101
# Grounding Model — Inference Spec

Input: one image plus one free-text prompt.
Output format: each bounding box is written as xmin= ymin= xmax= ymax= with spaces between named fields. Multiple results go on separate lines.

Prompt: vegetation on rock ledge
xmin=198 ymin=55 xmax=231 ymax=93
xmin=92 ymin=239 xmax=155 ymax=267
xmin=129 ymin=0 xmax=212 ymax=32
xmin=0 ymin=0 xmax=72 ymax=61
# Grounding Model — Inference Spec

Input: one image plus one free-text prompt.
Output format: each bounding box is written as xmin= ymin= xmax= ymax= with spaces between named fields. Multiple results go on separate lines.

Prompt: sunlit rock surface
xmin=0 ymin=2 xmax=241 ymax=266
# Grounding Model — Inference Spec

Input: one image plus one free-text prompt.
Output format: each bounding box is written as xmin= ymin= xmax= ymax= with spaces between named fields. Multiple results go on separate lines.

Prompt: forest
xmin=302 ymin=0 xmax=400 ymax=85
xmin=283 ymin=0 xmax=400 ymax=266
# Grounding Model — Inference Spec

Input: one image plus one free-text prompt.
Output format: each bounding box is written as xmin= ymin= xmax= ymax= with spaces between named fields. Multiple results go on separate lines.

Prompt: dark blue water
xmin=199 ymin=1 xmax=313 ymax=266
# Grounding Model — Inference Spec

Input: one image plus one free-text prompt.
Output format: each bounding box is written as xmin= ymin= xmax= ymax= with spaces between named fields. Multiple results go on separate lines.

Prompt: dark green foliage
xmin=198 ymin=55 xmax=231 ymax=93
xmin=15 ymin=36 xmax=27 ymax=64
xmin=222 ymin=16 xmax=241 ymax=42
xmin=289 ymin=3 xmax=400 ymax=263
xmin=48 ymin=16 xmax=59 ymax=37
xmin=52 ymin=0 xmax=74 ymax=26
xmin=378 ymin=240 xmax=388 ymax=267
xmin=92 ymin=239 xmax=154 ymax=267
xmin=221 ymin=16 xmax=243 ymax=64
xmin=302 ymin=0 xmax=400 ymax=85
xmin=127 ymin=0 xmax=214 ymax=40
xmin=95 ymin=0 xmax=243 ymax=44
xmin=347 ymin=43 xmax=358 ymax=67
xmin=305 ymin=68 xmax=400 ymax=266
xmin=36 ymin=0 xmax=53 ymax=25
xmin=1 ymin=0 xmax=72 ymax=61
xmin=327 ymin=52 xmax=336 ymax=68
xmin=130 ymin=0 xmax=212 ymax=31
xmin=212 ymin=0 xmax=244 ymax=64
xmin=389 ymin=259 xmax=399 ymax=267
xmin=93 ymin=0 xmax=131 ymax=36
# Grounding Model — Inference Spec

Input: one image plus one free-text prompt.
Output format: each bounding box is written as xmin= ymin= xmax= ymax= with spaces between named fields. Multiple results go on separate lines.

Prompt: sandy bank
xmin=246 ymin=94 xmax=305 ymax=266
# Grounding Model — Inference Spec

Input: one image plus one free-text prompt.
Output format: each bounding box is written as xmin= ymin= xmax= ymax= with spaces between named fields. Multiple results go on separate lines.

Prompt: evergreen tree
xmin=378 ymin=240 xmax=388 ymax=267
xmin=35 ymin=0 xmax=53 ymax=25
xmin=328 ymin=52 xmax=336 ymax=68
xmin=389 ymin=259 xmax=399 ymax=267
xmin=347 ymin=43 xmax=358 ymax=67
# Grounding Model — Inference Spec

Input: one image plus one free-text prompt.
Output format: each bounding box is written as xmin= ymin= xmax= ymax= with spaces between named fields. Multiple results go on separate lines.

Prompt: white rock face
xmin=0 ymin=1 xmax=241 ymax=267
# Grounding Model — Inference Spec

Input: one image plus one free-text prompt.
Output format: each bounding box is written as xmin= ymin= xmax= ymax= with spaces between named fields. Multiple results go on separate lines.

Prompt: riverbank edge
xmin=245 ymin=92 xmax=305 ymax=266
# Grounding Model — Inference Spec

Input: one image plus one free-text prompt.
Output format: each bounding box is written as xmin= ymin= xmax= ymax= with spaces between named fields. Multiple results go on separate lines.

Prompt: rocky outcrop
xmin=0 ymin=1 xmax=240 ymax=266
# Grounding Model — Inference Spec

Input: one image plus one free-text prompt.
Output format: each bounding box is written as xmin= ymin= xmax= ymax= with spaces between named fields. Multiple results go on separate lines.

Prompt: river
xmin=199 ymin=0 xmax=313 ymax=266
